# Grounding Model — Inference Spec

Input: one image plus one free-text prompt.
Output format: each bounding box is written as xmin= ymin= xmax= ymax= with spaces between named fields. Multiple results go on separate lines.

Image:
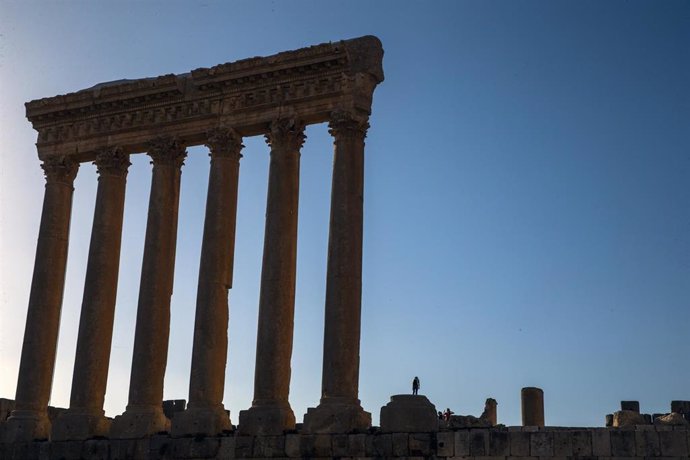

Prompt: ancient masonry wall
xmin=2 ymin=426 xmax=690 ymax=460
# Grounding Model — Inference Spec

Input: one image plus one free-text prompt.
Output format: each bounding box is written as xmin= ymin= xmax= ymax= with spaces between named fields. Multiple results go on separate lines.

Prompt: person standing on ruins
xmin=412 ymin=376 xmax=420 ymax=395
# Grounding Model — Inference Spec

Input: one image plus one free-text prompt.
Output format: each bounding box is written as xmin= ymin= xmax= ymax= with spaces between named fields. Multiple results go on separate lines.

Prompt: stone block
xmin=347 ymin=433 xmax=365 ymax=456
xmin=469 ymin=428 xmax=489 ymax=456
xmin=437 ymin=431 xmax=454 ymax=457
xmin=253 ymin=436 xmax=285 ymax=457
xmin=370 ymin=433 xmax=392 ymax=456
xmin=409 ymin=432 xmax=432 ymax=456
xmin=454 ymin=430 xmax=470 ymax=456
xmin=111 ymin=439 xmax=149 ymax=460
xmin=332 ymin=434 xmax=348 ymax=457
xmin=149 ymin=434 xmax=171 ymax=459
xmin=591 ymin=428 xmax=611 ymax=456
xmin=28 ymin=440 xmax=50 ymax=460
xmin=489 ymin=430 xmax=510 ymax=456
xmin=509 ymin=430 xmax=530 ymax=456
xmin=610 ymin=429 xmax=636 ymax=456
xmin=216 ymin=436 xmax=235 ymax=459
xmin=392 ymin=432 xmax=409 ymax=456
xmin=659 ymin=430 xmax=689 ymax=456
xmin=613 ymin=410 xmax=646 ymax=427
xmin=571 ymin=430 xmax=592 ymax=456
xmin=50 ymin=440 xmax=83 ymax=460
xmin=380 ymin=395 xmax=438 ymax=433
xmin=553 ymin=430 xmax=572 ymax=456
xmin=81 ymin=439 xmax=110 ymax=460
xmin=635 ymin=428 xmax=661 ymax=456
xmin=284 ymin=434 xmax=300 ymax=457
xmin=234 ymin=435 xmax=253 ymax=458
xmin=621 ymin=401 xmax=640 ymax=412
xmin=530 ymin=431 xmax=553 ymax=456
xmin=313 ymin=434 xmax=332 ymax=457
xmin=298 ymin=434 xmax=316 ymax=457
xmin=671 ymin=400 xmax=690 ymax=414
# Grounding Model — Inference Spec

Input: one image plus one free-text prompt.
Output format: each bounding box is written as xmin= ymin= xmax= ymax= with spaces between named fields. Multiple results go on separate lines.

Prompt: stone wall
xmin=2 ymin=425 xmax=689 ymax=459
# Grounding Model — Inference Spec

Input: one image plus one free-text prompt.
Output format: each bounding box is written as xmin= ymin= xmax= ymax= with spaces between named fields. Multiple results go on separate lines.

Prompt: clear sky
xmin=0 ymin=0 xmax=688 ymax=428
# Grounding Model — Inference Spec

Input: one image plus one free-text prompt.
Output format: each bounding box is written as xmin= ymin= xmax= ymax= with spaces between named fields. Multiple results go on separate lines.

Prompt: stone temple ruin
xmin=1 ymin=36 xmax=689 ymax=460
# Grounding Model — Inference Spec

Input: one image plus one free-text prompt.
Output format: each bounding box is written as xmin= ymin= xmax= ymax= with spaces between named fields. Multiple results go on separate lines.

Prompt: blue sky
xmin=0 ymin=1 xmax=688 ymax=427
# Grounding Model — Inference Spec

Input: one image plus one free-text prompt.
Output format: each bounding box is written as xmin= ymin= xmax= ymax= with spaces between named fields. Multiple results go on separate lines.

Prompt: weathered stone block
xmin=469 ymin=428 xmax=489 ymax=456
xmin=553 ymin=430 xmax=572 ymax=456
xmin=313 ymin=434 xmax=332 ymax=457
xmin=170 ymin=437 xmax=192 ymax=458
xmin=409 ymin=432 xmax=432 ymax=456
xmin=659 ymin=429 xmax=689 ymax=456
xmin=347 ymin=433 xmax=365 ymax=456
xmin=437 ymin=431 xmax=454 ymax=457
xmin=635 ymin=428 xmax=661 ymax=456
xmin=111 ymin=439 xmax=149 ymax=460
xmin=392 ymin=432 xmax=409 ymax=456
xmin=28 ymin=440 xmax=50 ymax=460
xmin=81 ymin=439 xmax=110 ymax=460
xmin=509 ymin=430 xmax=530 ymax=456
xmin=298 ymin=434 xmax=316 ymax=457
xmin=380 ymin=395 xmax=438 ymax=433
xmin=50 ymin=440 xmax=83 ymax=460
xmin=591 ymin=428 xmax=611 ymax=456
xmin=530 ymin=431 xmax=553 ymax=456
xmin=332 ymin=434 xmax=348 ymax=457
xmin=284 ymin=434 xmax=299 ymax=458
xmin=370 ymin=433 xmax=392 ymax=456
xmin=570 ymin=430 xmax=592 ymax=456
xmin=234 ymin=435 xmax=253 ymax=458
xmin=216 ymin=436 xmax=235 ymax=459
xmin=455 ymin=430 xmax=470 ymax=456
xmin=621 ymin=401 xmax=640 ymax=412
xmin=489 ymin=429 xmax=510 ymax=456
xmin=253 ymin=436 xmax=284 ymax=457
xmin=149 ymin=434 xmax=171 ymax=459
xmin=613 ymin=410 xmax=646 ymax=427
xmin=610 ymin=429 xmax=636 ymax=456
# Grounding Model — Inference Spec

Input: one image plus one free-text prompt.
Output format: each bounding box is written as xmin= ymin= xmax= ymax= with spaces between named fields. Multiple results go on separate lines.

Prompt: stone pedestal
xmin=110 ymin=138 xmax=186 ymax=439
xmin=239 ymin=119 xmax=304 ymax=436
xmin=2 ymin=157 xmax=79 ymax=442
xmin=521 ymin=387 xmax=544 ymax=427
xmin=303 ymin=397 xmax=371 ymax=434
xmin=380 ymin=395 xmax=438 ymax=433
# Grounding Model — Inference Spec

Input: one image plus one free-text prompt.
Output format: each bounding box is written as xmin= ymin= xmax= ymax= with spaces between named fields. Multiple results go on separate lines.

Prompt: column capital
xmin=206 ymin=127 xmax=243 ymax=159
xmin=94 ymin=147 xmax=131 ymax=178
xmin=265 ymin=118 xmax=306 ymax=151
xmin=147 ymin=136 xmax=187 ymax=168
xmin=328 ymin=110 xmax=369 ymax=141
xmin=41 ymin=156 xmax=79 ymax=185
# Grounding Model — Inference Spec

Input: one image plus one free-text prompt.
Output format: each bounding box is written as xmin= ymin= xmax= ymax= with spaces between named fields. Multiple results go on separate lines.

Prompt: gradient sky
xmin=0 ymin=1 xmax=688 ymax=428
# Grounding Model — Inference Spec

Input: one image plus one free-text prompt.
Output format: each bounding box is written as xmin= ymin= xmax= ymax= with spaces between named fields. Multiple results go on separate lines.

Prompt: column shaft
xmin=238 ymin=119 xmax=304 ymax=435
xmin=303 ymin=110 xmax=371 ymax=433
xmin=3 ymin=157 xmax=78 ymax=442
xmin=51 ymin=149 xmax=130 ymax=441
xmin=110 ymin=137 xmax=186 ymax=439
xmin=172 ymin=128 xmax=242 ymax=437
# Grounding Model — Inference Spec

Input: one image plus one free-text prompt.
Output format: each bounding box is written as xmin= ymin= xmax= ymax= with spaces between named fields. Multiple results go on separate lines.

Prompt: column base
xmin=51 ymin=408 xmax=111 ymax=441
xmin=109 ymin=405 xmax=170 ymax=439
xmin=237 ymin=402 xmax=295 ymax=435
xmin=302 ymin=397 xmax=371 ymax=434
xmin=170 ymin=404 xmax=231 ymax=437
xmin=1 ymin=410 xmax=51 ymax=442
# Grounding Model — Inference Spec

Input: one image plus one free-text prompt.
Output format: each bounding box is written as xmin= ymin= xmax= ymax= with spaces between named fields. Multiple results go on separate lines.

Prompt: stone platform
xmin=2 ymin=425 xmax=689 ymax=459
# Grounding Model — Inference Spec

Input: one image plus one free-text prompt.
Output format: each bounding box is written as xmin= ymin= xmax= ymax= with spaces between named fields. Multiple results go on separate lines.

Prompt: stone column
xmin=111 ymin=137 xmax=186 ymax=439
xmin=521 ymin=387 xmax=545 ymax=427
xmin=2 ymin=157 xmax=79 ymax=442
xmin=238 ymin=118 xmax=304 ymax=435
xmin=303 ymin=110 xmax=371 ymax=433
xmin=51 ymin=148 xmax=130 ymax=441
xmin=171 ymin=128 xmax=243 ymax=437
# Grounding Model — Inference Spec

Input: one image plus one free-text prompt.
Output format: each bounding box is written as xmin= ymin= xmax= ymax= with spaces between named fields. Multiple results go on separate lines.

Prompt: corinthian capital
xmin=41 ymin=156 xmax=79 ymax=185
xmin=265 ymin=118 xmax=306 ymax=151
xmin=328 ymin=110 xmax=369 ymax=140
xmin=94 ymin=147 xmax=131 ymax=177
xmin=146 ymin=136 xmax=187 ymax=168
xmin=206 ymin=127 xmax=244 ymax=159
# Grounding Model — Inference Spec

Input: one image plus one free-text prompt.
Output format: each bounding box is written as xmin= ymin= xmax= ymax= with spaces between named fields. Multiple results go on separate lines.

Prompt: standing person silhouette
xmin=412 ymin=376 xmax=420 ymax=395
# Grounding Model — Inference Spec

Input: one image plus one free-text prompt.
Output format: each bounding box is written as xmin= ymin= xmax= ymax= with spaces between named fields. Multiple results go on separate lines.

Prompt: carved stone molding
xmin=328 ymin=110 xmax=369 ymax=141
xmin=265 ymin=118 xmax=306 ymax=151
xmin=147 ymin=136 xmax=187 ymax=168
xmin=41 ymin=156 xmax=79 ymax=185
xmin=94 ymin=147 xmax=131 ymax=178
xmin=206 ymin=127 xmax=243 ymax=160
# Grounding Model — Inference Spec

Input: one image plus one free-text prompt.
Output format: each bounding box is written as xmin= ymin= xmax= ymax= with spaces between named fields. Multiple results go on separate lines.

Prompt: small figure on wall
xmin=412 ymin=376 xmax=420 ymax=395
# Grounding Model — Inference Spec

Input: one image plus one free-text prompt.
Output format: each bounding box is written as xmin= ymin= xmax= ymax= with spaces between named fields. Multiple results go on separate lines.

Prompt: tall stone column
xmin=303 ymin=110 xmax=371 ymax=433
xmin=171 ymin=128 xmax=243 ymax=437
xmin=111 ymin=137 xmax=186 ymax=439
xmin=2 ymin=157 xmax=79 ymax=442
xmin=52 ymin=148 xmax=130 ymax=441
xmin=238 ymin=118 xmax=304 ymax=435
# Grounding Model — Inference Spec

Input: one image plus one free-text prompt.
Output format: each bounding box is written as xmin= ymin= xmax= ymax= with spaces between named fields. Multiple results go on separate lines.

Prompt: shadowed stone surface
xmin=380 ymin=395 xmax=438 ymax=433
